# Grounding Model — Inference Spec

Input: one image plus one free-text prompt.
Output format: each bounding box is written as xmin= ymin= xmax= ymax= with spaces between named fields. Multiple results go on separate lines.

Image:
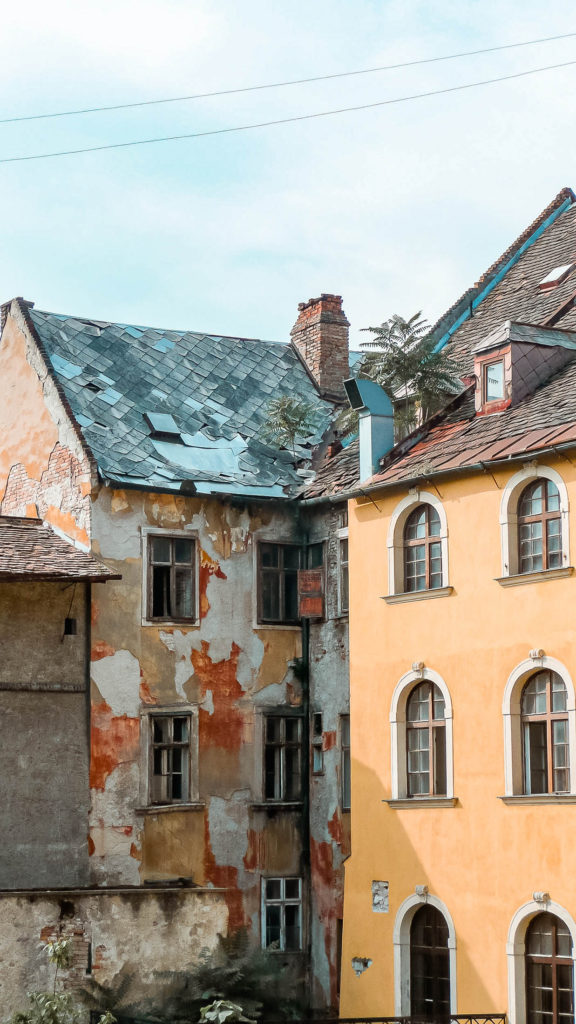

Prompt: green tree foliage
xmin=260 ymin=396 xmax=319 ymax=460
xmin=5 ymin=940 xmax=115 ymax=1024
xmin=339 ymin=312 xmax=460 ymax=441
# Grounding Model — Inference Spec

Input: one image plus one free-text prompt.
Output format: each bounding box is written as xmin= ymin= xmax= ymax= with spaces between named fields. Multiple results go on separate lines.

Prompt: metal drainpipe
xmin=298 ymin=513 xmax=312 ymax=1007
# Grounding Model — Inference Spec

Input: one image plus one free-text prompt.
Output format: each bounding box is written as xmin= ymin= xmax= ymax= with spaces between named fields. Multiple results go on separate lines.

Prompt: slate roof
xmin=27 ymin=306 xmax=339 ymax=499
xmin=0 ymin=516 xmax=119 ymax=581
xmin=304 ymin=187 xmax=576 ymax=500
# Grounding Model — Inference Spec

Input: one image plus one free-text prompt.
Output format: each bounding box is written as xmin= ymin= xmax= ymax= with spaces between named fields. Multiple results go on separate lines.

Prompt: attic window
xmin=538 ymin=264 xmax=575 ymax=291
xmin=144 ymin=412 xmax=182 ymax=440
xmin=84 ymin=381 xmax=104 ymax=393
xmin=484 ymin=360 xmax=504 ymax=403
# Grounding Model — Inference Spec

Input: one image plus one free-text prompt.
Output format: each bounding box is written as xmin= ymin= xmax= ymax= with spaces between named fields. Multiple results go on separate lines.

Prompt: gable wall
xmin=0 ymin=307 xmax=93 ymax=548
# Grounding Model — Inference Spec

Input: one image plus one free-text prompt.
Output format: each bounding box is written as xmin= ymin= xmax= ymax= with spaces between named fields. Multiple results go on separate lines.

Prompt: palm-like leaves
xmin=260 ymin=396 xmax=319 ymax=460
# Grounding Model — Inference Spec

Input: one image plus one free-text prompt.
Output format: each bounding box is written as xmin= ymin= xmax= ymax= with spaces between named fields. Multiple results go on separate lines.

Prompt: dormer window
xmin=484 ymin=360 xmax=504 ymax=403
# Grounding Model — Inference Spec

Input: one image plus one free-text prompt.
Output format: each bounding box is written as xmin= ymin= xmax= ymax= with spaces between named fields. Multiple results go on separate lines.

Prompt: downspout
xmin=297 ymin=509 xmax=312 ymax=1009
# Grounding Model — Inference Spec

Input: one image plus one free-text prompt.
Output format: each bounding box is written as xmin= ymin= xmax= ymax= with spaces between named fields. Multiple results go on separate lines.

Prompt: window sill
xmin=141 ymin=619 xmax=200 ymax=629
xmin=495 ymin=567 xmax=574 ymax=587
xmin=385 ymin=797 xmax=457 ymax=809
xmin=498 ymin=794 xmax=576 ymax=805
xmin=254 ymin=623 xmax=302 ymax=632
xmin=382 ymin=586 xmax=453 ymax=605
xmin=135 ymin=802 xmax=205 ymax=815
xmin=250 ymin=802 xmax=303 ymax=811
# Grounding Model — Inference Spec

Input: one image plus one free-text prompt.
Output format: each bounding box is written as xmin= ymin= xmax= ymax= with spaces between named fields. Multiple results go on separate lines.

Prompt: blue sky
xmin=2 ymin=0 xmax=576 ymax=348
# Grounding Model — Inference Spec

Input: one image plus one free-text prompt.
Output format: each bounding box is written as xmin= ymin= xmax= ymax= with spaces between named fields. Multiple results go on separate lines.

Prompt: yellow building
xmin=330 ymin=189 xmax=576 ymax=1022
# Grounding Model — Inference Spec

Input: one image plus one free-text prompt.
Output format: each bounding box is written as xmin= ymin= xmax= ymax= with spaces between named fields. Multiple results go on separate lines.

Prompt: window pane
xmin=485 ymin=361 xmax=504 ymax=401
xmin=283 ymin=571 xmax=299 ymax=622
xmin=285 ymin=903 xmax=301 ymax=950
xmin=174 ymin=568 xmax=194 ymax=618
xmin=265 ymin=745 xmax=281 ymax=800
xmin=153 ymin=718 xmax=169 ymax=742
xmin=173 ymin=717 xmax=189 ymax=742
xmin=261 ymin=544 xmax=279 ymax=568
xmin=285 ymin=746 xmax=302 ymax=800
xmin=546 ymin=480 xmax=561 ymax=512
xmin=283 ymin=546 xmax=301 ymax=570
xmin=522 ymin=674 xmax=548 ymax=716
xmin=266 ymin=878 xmax=281 ymax=900
xmin=428 ymin=507 xmax=441 ymax=537
xmin=285 ymin=719 xmax=301 ymax=744
xmin=407 ymin=684 xmax=430 ymax=722
xmin=266 ymin=717 xmax=281 ymax=742
xmin=434 ymin=725 xmax=447 ymax=796
xmin=285 ymin=878 xmax=300 ymax=900
xmin=265 ymin=905 xmax=281 ymax=949
xmin=151 ymin=536 xmax=171 ymax=562
xmin=152 ymin=565 xmax=171 ymax=617
xmin=405 ymin=507 xmax=427 ymax=541
xmin=307 ymin=542 xmax=323 ymax=569
xmin=174 ymin=538 xmax=193 ymax=563
xmin=525 ymin=721 xmax=548 ymax=794
xmin=261 ymin=572 xmax=280 ymax=621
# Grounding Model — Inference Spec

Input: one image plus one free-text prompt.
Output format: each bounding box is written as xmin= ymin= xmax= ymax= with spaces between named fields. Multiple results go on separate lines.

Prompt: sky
xmin=1 ymin=0 xmax=576 ymax=350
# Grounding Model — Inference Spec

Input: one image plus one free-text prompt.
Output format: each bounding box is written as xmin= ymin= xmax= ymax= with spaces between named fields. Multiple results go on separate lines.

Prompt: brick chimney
xmin=290 ymin=294 xmax=350 ymax=398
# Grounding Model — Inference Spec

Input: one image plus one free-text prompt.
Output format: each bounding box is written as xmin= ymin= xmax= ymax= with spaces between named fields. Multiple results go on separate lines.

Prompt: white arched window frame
xmin=387 ymin=491 xmax=450 ymax=597
xmin=499 ymin=465 xmax=570 ymax=578
xmin=393 ymin=891 xmax=458 ymax=1016
xmin=389 ymin=667 xmax=454 ymax=803
xmin=507 ymin=898 xmax=576 ymax=1024
xmin=502 ymin=655 xmax=576 ymax=798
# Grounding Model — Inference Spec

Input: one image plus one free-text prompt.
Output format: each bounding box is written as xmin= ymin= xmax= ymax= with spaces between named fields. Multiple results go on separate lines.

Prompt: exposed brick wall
xmin=1 ymin=442 xmax=92 ymax=548
xmin=290 ymin=294 xmax=350 ymax=398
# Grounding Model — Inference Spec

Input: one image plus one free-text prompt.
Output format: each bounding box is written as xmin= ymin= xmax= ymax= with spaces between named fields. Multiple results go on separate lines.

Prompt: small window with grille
xmin=147 ymin=534 xmax=196 ymax=622
xmin=262 ymin=877 xmax=302 ymax=951
xmin=149 ymin=713 xmax=192 ymax=804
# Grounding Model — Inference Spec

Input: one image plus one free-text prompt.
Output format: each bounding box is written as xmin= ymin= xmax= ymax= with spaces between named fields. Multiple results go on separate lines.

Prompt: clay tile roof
xmin=302 ymin=439 xmax=360 ymax=500
xmin=0 ymin=516 xmax=120 ymax=581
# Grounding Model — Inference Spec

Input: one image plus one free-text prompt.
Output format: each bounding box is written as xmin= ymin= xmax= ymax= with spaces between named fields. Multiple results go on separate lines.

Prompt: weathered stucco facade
xmin=0 ymin=294 xmax=351 ymax=1013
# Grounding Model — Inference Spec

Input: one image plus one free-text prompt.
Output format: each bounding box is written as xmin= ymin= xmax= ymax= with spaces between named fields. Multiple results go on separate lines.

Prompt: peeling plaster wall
xmin=0 ymin=581 xmax=90 ymax=888
xmin=306 ymin=503 xmax=350 ymax=1010
xmin=0 ymin=888 xmax=228 ymax=1020
xmin=89 ymin=486 xmax=305 ymax=936
xmin=0 ymin=308 xmax=93 ymax=547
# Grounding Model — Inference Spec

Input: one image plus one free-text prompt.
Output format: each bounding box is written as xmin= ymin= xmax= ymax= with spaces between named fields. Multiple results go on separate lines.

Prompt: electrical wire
xmin=1 ymin=30 xmax=575 ymax=125
xmin=1 ymin=57 xmax=574 ymax=165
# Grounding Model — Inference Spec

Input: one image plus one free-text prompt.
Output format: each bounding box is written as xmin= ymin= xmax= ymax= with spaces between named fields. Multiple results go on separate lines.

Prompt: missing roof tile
xmin=144 ymin=411 xmax=182 ymax=440
xmin=538 ymin=263 xmax=575 ymax=290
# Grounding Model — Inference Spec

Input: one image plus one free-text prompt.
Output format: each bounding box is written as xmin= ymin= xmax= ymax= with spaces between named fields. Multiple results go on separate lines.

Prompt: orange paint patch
xmin=193 ymin=641 xmax=244 ymax=750
xmin=204 ymin=814 xmax=245 ymax=931
xmin=90 ymin=700 xmax=140 ymax=791
xmin=130 ymin=842 xmax=142 ymax=861
xmin=87 ymin=834 xmax=95 ymax=856
xmin=139 ymin=678 xmax=156 ymax=704
xmin=310 ymin=837 xmax=343 ymax=1006
xmin=44 ymin=504 xmax=89 ymax=549
xmin=199 ymin=548 xmax=227 ymax=619
xmin=243 ymin=828 xmax=261 ymax=872
xmin=327 ymin=808 xmax=343 ymax=845
xmin=91 ymin=640 xmax=116 ymax=662
xmin=322 ymin=730 xmax=337 ymax=751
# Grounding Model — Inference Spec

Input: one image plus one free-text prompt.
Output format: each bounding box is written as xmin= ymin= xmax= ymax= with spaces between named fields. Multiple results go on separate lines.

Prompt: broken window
xmin=312 ymin=711 xmax=324 ymax=774
xmin=341 ymin=714 xmax=351 ymax=810
xmin=258 ymin=543 xmax=301 ymax=624
xmin=339 ymin=536 xmax=349 ymax=614
xmin=264 ymin=715 xmax=302 ymax=801
xmin=262 ymin=877 xmax=302 ymax=951
xmin=148 ymin=534 xmax=196 ymax=622
xmin=150 ymin=713 xmax=191 ymax=804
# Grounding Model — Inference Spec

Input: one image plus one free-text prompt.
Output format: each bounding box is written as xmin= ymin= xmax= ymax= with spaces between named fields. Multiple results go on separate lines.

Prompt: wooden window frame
xmin=341 ymin=713 xmax=351 ymax=811
xmin=521 ymin=672 xmax=570 ymax=795
xmin=338 ymin=533 xmax=349 ymax=615
xmin=483 ymin=359 xmax=505 ymax=404
xmin=410 ymin=904 xmax=451 ymax=1018
xmin=257 ymin=542 xmax=302 ymax=626
xmin=261 ymin=876 xmax=303 ymax=952
xmin=263 ymin=713 xmax=303 ymax=802
xmin=518 ymin=480 xmax=562 ymax=574
xmin=146 ymin=532 xmax=197 ymax=624
xmin=149 ymin=711 xmax=192 ymax=806
xmin=406 ymin=682 xmax=447 ymax=797
xmin=403 ymin=504 xmax=443 ymax=593
xmin=525 ymin=913 xmax=574 ymax=1024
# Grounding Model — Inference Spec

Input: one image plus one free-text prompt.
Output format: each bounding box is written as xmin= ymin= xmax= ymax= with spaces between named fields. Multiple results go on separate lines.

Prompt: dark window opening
xmin=148 ymin=534 xmax=196 ymax=622
xmin=341 ymin=714 xmax=351 ymax=810
xmin=264 ymin=715 xmax=302 ymax=801
xmin=258 ymin=543 xmax=301 ymax=625
xmin=150 ymin=714 xmax=191 ymax=804
xmin=263 ymin=877 xmax=302 ymax=952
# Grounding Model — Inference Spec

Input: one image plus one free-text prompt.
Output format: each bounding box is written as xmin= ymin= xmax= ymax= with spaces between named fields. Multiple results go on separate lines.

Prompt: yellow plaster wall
xmin=341 ymin=458 xmax=576 ymax=1017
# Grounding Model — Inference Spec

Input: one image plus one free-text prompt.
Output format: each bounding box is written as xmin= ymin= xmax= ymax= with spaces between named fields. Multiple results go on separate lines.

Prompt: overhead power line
xmin=1 ymin=30 xmax=575 ymax=126
xmin=1 ymin=58 xmax=575 ymax=166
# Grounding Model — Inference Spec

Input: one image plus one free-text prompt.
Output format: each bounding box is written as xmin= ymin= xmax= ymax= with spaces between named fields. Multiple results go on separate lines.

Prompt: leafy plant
xmin=260 ymin=396 xmax=319 ymax=460
xmin=338 ymin=312 xmax=459 ymax=441
xmin=198 ymin=999 xmax=255 ymax=1024
xmin=4 ymin=940 xmax=116 ymax=1024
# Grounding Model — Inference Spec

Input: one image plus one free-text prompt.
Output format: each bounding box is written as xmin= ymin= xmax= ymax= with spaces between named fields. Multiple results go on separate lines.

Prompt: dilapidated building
xmin=0 ymin=293 xmax=352 ymax=1015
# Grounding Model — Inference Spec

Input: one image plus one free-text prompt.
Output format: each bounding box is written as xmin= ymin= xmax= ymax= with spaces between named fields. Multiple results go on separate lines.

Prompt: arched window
xmin=521 ymin=671 xmax=569 ymax=795
xmin=518 ymin=480 xmax=562 ymax=574
xmin=525 ymin=912 xmax=574 ymax=1023
xmin=499 ymin=466 xmax=569 ymax=579
xmin=410 ymin=904 xmax=451 ymax=1018
xmin=403 ymin=504 xmax=442 ymax=592
xmin=406 ymin=683 xmax=446 ymax=796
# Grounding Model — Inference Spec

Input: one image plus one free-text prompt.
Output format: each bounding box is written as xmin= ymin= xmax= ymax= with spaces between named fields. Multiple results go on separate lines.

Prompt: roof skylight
xmin=144 ymin=411 xmax=182 ymax=439
xmin=538 ymin=263 xmax=575 ymax=290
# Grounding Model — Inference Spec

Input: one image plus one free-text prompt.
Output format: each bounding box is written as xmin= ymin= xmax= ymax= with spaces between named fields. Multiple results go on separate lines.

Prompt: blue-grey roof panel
xmin=31 ymin=309 xmax=336 ymax=497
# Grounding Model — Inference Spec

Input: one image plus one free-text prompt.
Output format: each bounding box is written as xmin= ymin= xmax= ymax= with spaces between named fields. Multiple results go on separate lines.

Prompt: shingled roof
xmin=0 ymin=516 xmax=119 ymax=581
xmin=26 ymin=305 xmax=337 ymax=500
xmin=303 ymin=187 xmax=576 ymax=500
